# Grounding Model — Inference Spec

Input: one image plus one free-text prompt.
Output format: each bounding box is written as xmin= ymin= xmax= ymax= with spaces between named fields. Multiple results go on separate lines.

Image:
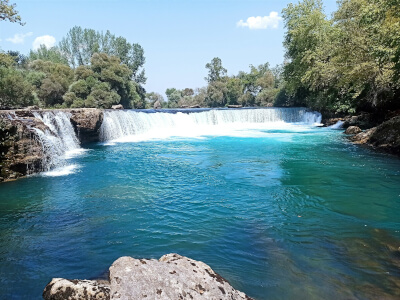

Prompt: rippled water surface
xmin=1 ymin=125 xmax=400 ymax=299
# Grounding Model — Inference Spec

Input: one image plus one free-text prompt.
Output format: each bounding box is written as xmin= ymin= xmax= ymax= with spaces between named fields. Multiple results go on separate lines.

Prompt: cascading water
xmin=329 ymin=120 xmax=344 ymax=129
xmin=100 ymin=107 xmax=322 ymax=142
xmin=32 ymin=111 xmax=83 ymax=173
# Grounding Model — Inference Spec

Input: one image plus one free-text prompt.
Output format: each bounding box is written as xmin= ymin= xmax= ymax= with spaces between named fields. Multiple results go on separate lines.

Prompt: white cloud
xmin=237 ymin=12 xmax=282 ymax=30
xmin=6 ymin=32 xmax=33 ymax=44
xmin=32 ymin=35 xmax=56 ymax=50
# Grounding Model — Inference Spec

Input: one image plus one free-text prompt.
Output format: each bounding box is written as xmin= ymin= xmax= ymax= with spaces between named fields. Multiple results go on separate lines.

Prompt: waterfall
xmin=329 ymin=120 xmax=344 ymax=129
xmin=100 ymin=107 xmax=322 ymax=142
xmin=32 ymin=111 xmax=82 ymax=173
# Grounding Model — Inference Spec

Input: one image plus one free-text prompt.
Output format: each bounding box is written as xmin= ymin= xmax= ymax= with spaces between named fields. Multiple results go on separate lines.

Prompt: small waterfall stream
xmin=32 ymin=111 xmax=82 ymax=172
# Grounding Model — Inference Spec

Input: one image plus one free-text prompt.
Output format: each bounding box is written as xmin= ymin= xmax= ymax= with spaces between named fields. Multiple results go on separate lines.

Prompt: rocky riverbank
xmin=43 ymin=253 xmax=253 ymax=300
xmin=325 ymin=112 xmax=400 ymax=155
xmin=0 ymin=108 xmax=103 ymax=182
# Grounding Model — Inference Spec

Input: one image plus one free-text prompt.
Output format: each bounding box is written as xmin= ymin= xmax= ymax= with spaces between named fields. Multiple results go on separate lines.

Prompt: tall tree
xmin=205 ymin=57 xmax=227 ymax=83
xmin=58 ymin=26 xmax=146 ymax=84
xmin=29 ymin=45 xmax=69 ymax=65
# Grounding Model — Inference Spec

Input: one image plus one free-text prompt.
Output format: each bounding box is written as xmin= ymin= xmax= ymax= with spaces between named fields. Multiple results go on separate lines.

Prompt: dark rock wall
xmin=0 ymin=113 xmax=45 ymax=181
xmin=0 ymin=109 xmax=104 ymax=182
xmin=70 ymin=109 xmax=104 ymax=144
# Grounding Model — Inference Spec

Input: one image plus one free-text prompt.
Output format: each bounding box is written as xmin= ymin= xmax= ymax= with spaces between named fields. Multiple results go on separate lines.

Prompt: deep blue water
xmin=0 ymin=126 xmax=400 ymax=299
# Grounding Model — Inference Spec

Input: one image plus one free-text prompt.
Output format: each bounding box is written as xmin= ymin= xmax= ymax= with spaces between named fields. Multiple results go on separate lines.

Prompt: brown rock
xmin=70 ymin=109 xmax=104 ymax=144
xmin=350 ymin=127 xmax=377 ymax=144
xmin=0 ymin=112 xmax=46 ymax=181
xmin=344 ymin=126 xmax=362 ymax=135
xmin=369 ymin=116 xmax=400 ymax=154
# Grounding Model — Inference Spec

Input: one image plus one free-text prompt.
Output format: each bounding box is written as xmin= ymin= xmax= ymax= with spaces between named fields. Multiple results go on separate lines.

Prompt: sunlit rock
xmin=344 ymin=126 xmax=362 ymax=134
xmin=43 ymin=254 xmax=253 ymax=300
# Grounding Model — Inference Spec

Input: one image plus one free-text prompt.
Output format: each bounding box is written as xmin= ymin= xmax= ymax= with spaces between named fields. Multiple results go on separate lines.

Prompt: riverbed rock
xmin=111 ymin=104 xmax=124 ymax=110
xmin=43 ymin=278 xmax=110 ymax=300
xmin=70 ymin=109 xmax=104 ymax=144
xmin=43 ymin=254 xmax=253 ymax=300
xmin=227 ymin=105 xmax=243 ymax=108
xmin=351 ymin=127 xmax=377 ymax=144
xmin=344 ymin=126 xmax=362 ymax=135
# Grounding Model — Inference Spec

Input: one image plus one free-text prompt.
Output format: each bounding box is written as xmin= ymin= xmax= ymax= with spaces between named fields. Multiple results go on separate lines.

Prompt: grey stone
xmin=42 ymin=278 xmax=110 ymax=300
xmin=43 ymin=254 xmax=253 ymax=300
xmin=111 ymin=104 xmax=124 ymax=110
xmin=153 ymin=100 xmax=162 ymax=109
xmin=109 ymin=254 xmax=252 ymax=300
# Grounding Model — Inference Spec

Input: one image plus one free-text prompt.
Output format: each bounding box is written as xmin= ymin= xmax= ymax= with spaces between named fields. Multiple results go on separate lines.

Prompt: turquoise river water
xmin=0 ymin=108 xmax=399 ymax=299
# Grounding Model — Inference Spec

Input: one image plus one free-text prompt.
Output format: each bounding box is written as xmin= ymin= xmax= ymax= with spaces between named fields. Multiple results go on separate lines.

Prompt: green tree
xmin=0 ymin=0 xmax=24 ymax=25
xmin=206 ymin=80 xmax=228 ymax=107
xmin=205 ymin=57 xmax=227 ymax=83
xmin=29 ymin=59 xmax=74 ymax=106
xmin=29 ymin=45 xmax=68 ymax=65
xmin=0 ymin=65 xmax=33 ymax=108
xmin=165 ymin=88 xmax=181 ymax=108
xmin=145 ymin=92 xmax=164 ymax=108
xmin=58 ymin=26 xmax=146 ymax=84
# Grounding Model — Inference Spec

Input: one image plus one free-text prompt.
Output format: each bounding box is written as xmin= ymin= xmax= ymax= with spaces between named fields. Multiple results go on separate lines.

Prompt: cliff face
xmin=0 ymin=112 xmax=45 ymax=181
xmin=0 ymin=109 xmax=104 ymax=182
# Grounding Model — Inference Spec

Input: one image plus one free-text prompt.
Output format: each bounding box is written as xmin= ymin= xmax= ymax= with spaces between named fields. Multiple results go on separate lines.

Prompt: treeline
xmin=0 ymin=26 xmax=146 ymax=109
xmin=281 ymin=0 xmax=400 ymax=115
xmin=154 ymin=57 xmax=287 ymax=109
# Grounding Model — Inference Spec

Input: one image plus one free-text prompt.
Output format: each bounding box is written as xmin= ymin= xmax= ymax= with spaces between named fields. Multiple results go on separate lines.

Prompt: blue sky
xmin=1 ymin=0 xmax=337 ymax=97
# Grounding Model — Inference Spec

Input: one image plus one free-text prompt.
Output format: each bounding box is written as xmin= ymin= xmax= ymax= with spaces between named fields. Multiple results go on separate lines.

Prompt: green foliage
xmin=0 ymin=0 xmax=24 ymax=25
xmin=162 ymin=61 xmax=283 ymax=108
xmin=282 ymin=0 xmax=400 ymax=114
xmin=205 ymin=57 xmax=227 ymax=83
xmin=29 ymin=45 xmax=68 ymax=65
xmin=87 ymin=82 xmax=120 ymax=108
xmin=145 ymin=92 xmax=164 ymax=108
xmin=165 ymin=88 xmax=182 ymax=108
xmin=29 ymin=59 xmax=74 ymax=106
xmin=58 ymin=26 xmax=146 ymax=84
xmin=0 ymin=67 xmax=33 ymax=108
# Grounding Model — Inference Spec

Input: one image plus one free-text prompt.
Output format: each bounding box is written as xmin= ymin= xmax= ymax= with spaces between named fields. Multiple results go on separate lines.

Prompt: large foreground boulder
xmin=43 ymin=254 xmax=253 ymax=300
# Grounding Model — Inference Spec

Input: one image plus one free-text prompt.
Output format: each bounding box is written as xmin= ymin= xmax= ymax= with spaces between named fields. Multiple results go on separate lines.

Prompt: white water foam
xmin=32 ymin=111 xmax=84 ymax=176
xmin=100 ymin=108 xmax=322 ymax=143
xmin=41 ymin=164 xmax=80 ymax=177
xmin=329 ymin=120 xmax=344 ymax=129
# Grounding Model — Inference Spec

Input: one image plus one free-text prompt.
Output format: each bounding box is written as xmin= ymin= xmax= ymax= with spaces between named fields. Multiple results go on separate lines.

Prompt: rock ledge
xmin=43 ymin=253 xmax=253 ymax=300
